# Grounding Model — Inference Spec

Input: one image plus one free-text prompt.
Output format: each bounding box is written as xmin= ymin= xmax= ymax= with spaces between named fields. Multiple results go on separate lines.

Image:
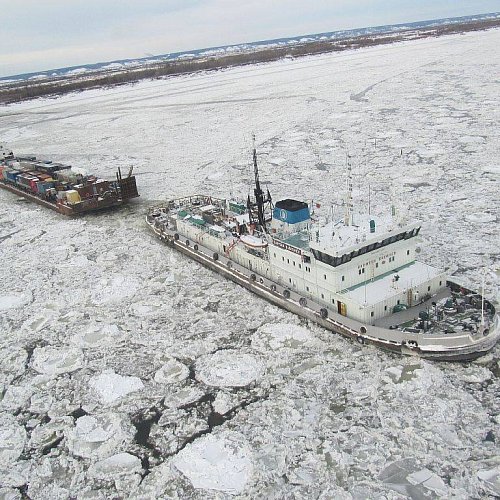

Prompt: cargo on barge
xmin=0 ymin=145 xmax=139 ymax=215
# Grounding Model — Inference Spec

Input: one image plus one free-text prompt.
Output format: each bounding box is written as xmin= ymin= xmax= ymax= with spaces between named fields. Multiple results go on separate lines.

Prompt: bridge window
xmin=324 ymin=274 xmax=327 ymax=280
xmin=371 ymin=311 xmax=374 ymax=317
xmin=342 ymin=275 xmax=345 ymax=282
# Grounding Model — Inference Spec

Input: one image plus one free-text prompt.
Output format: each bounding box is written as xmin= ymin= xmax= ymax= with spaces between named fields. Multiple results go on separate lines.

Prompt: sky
xmin=0 ymin=0 xmax=498 ymax=77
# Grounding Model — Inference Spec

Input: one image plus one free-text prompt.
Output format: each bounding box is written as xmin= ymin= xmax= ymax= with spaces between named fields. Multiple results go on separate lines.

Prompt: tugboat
xmin=146 ymin=138 xmax=499 ymax=361
xmin=0 ymin=144 xmax=139 ymax=215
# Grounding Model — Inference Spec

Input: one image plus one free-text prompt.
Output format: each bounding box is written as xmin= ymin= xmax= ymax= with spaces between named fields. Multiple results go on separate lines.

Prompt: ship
xmin=0 ymin=144 xmax=139 ymax=215
xmin=146 ymin=138 xmax=499 ymax=361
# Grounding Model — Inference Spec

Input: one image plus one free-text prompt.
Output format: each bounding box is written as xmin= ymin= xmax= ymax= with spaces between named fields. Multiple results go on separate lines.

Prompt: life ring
xmin=270 ymin=285 xmax=277 ymax=292
xmin=283 ymin=289 xmax=290 ymax=298
xmin=193 ymin=244 xmax=198 ymax=251
xmin=213 ymin=253 xmax=218 ymax=261
xmin=299 ymin=297 xmax=307 ymax=307
xmin=259 ymin=278 xmax=264 ymax=284
xmin=250 ymin=274 xmax=256 ymax=281
xmin=174 ymin=233 xmax=179 ymax=241
xmin=185 ymin=239 xmax=190 ymax=246
xmin=320 ymin=308 xmax=328 ymax=319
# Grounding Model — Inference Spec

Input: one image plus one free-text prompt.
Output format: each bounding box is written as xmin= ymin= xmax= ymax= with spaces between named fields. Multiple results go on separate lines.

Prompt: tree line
xmin=1 ymin=18 xmax=498 ymax=105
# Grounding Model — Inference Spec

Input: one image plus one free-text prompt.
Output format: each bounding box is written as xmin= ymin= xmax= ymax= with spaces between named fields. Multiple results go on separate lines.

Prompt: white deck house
xmin=267 ymin=199 xmax=447 ymax=324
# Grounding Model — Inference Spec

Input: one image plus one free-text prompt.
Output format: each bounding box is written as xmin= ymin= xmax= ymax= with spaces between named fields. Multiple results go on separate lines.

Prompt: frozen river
xmin=0 ymin=29 xmax=499 ymax=498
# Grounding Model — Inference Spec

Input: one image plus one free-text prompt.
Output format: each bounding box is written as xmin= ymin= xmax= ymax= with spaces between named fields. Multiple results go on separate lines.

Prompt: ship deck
xmin=373 ymin=287 xmax=451 ymax=328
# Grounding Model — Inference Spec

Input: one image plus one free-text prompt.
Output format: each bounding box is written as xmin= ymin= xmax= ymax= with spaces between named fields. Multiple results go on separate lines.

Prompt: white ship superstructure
xmin=147 ymin=142 xmax=499 ymax=361
xmin=269 ymin=202 xmax=447 ymax=325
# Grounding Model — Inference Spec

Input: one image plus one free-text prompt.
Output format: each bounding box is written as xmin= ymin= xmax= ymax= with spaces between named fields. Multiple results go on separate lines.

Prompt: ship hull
xmin=147 ymin=219 xmax=500 ymax=362
xmin=0 ymin=180 xmax=131 ymax=216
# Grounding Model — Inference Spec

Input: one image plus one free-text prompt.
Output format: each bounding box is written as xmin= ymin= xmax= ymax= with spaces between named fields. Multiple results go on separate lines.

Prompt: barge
xmin=0 ymin=144 xmax=139 ymax=215
xmin=146 ymin=140 xmax=499 ymax=361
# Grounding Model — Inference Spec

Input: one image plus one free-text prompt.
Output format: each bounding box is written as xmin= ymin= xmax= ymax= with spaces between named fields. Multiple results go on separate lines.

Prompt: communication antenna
xmin=368 ymin=184 xmax=371 ymax=216
xmin=344 ymin=153 xmax=353 ymax=226
xmin=481 ymin=269 xmax=486 ymax=331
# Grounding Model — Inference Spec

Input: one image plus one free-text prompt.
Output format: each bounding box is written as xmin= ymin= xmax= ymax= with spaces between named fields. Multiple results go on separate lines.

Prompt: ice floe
xmin=73 ymin=323 xmax=123 ymax=348
xmin=165 ymin=387 xmax=205 ymax=409
xmin=32 ymin=346 xmax=84 ymax=376
xmin=173 ymin=431 xmax=253 ymax=494
xmin=379 ymin=458 xmax=448 ymax=497
xmin=0 ymin=294 xmax=28 ymax=312
xmin=28 ymin=418 xmax=72 ymax=452
xmin=477 ymin=467 xmax=500 ymax=497
xmin=66 ymin=413 xmax=134 ymax=459
xmin=88 ymin=452 xmax=142 ymax=480
xmin=89 ymin=371 xmax=144 ymax=404
xmin=153 ymin=359 xmax=189 ymax=384
xmin=251 ymin=322 xmax=317 ymax=351
xmin=0 ymin=415 xmax=26 ymax=466
xmin=195 ymin=350 xmax=264 ymax=387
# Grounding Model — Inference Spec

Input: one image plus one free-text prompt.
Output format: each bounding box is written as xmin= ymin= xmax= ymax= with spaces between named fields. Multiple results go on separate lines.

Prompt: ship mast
xmin=344 ymin=153 xmax=353 ymax=226
xmin=248 ymin=134 xmax=272 ymax=232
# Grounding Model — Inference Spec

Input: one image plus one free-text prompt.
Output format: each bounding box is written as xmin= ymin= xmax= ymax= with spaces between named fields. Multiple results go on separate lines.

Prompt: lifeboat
xmin=240 ymin=234 xmax=268 ymax=248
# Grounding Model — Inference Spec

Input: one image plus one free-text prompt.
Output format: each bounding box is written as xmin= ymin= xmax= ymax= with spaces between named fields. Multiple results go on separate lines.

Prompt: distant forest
xmin=1 ymin=17 xmax=499 ymax=105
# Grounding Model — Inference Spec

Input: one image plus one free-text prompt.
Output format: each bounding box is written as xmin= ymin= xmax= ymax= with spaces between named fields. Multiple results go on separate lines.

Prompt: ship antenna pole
xmin=345 ymin=152 xmax=353 ymax=226
xmin=252 ymin=133 xmax=267 ymax=232
xmin=481 ymin=269 xmax=485 ymax=330
xmin=368 ymin=184 xmax=371 ymax=216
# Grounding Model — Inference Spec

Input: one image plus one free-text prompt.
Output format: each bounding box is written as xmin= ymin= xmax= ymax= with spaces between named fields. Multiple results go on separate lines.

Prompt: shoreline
xmin=1 ymin=17 xmax=499 ymax=105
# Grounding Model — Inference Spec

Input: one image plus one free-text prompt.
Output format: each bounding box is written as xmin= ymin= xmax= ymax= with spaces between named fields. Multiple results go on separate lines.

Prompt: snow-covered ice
xmin=173 ymin=431 xmax=253 ymax=494
xmin=195 ymin=350 xmax=264 ymax=387
xmin=0 ymin=28 xmax=499 ymax=498
xmin=65 ymin=413 xmax=135 ymax=459
xmin=154 ymin=358 xmax=189 ymax=384
xmin=88 ymin=371 xmax=144 ymax=404
xmin=31 ymin=346 xmax=84 ymax=376
xmin=0 ymin=415 xmax=26 ymax=466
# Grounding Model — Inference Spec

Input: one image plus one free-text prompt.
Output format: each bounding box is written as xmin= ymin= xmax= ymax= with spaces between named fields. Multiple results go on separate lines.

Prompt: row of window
xmin=276 ymin=253 xmax=312 ymax=272
xmin=305 ymin=285 xmax=337 ymax=305
xmin=312 ymin=228 xmax=420 ymax=268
